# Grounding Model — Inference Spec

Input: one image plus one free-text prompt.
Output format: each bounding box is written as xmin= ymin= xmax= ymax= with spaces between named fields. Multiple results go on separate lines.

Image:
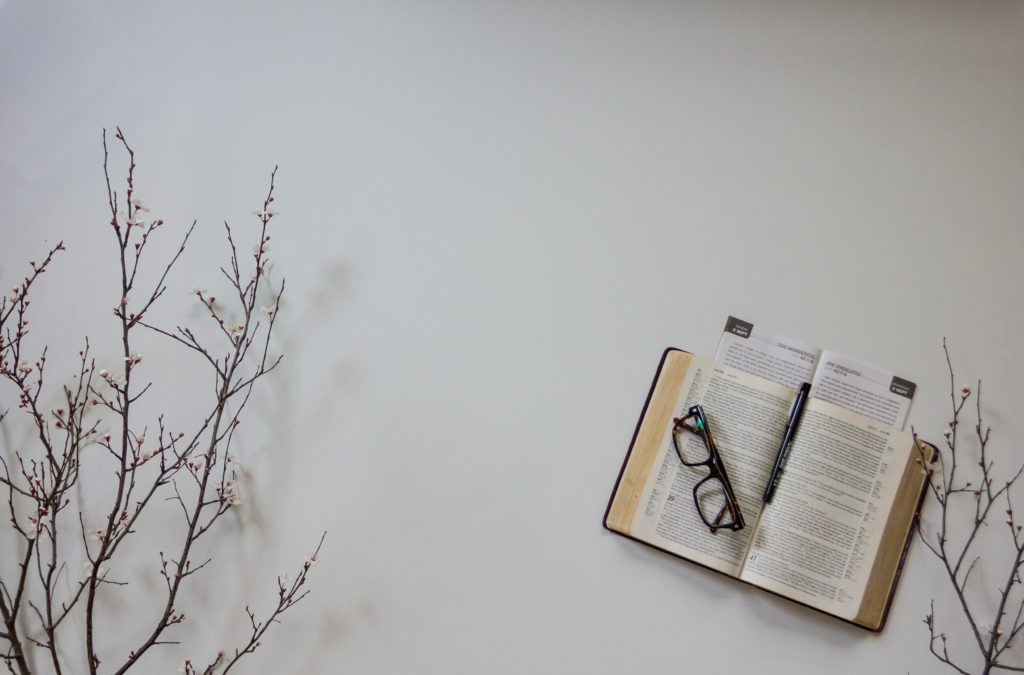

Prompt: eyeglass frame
xmin=671 ymin=404 xmax=745 ymax=533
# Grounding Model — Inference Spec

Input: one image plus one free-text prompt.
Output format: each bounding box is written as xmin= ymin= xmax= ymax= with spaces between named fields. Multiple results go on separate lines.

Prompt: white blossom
xmin=985 ymin=623 xmax=1005 ymax=638
xmin=100 ymin=370 xmax=124 ymax=387
xmin=260 ymin=305 xmax=276 ymax=318
xmin=84 ymin=561 xmax=108 ymax=577
xmin=17 ymin=362 xmax=32 ymax=374
xmin=125 ymin=216 xmax=145 ymax=226
xmin=229 ymin=323 xmax=245 ymax=337
xmin=219 ymin=478 xmax=241 ymax=505
xmin=305 ymin=554 xmax=320 ymax=567
xmin=191 ymin=287 xmax=207 ymax=296
xmin=131 ymin=198 xmax=150 ymax=212
xmin=125 ymin=353 xmax=143 ymax=365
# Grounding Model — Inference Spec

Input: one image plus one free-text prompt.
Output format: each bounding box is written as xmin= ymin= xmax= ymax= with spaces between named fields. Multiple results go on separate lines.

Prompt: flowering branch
xmin=918 ymin=338 xmax=1024 ymax=674
xmin=200 ymin=532 xmax=325 ymax=675
xmin=0 ymin=129 xmax=321 ymax=674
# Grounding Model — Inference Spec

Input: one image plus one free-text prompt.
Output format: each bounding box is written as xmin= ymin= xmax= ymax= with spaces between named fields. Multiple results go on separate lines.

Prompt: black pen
xmin=763 ymin=382 xmax=811 ymax=504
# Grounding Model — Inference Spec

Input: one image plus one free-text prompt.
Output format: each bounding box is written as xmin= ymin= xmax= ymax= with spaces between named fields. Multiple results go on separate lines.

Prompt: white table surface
xmin=3 ymin=2 xmax=1023 ymax=673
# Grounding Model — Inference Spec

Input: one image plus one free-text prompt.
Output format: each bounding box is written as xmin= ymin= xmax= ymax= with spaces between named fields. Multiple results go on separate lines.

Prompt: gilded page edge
xmin=854 ymin=439 xmax=935 ymax=629
xmin=605 ymin=350 xmax=693 ymax=535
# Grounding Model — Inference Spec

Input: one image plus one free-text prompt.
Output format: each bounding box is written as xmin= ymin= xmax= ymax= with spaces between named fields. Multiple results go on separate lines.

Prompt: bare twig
xmin=219 ymin=533 xmax=325 ymax=674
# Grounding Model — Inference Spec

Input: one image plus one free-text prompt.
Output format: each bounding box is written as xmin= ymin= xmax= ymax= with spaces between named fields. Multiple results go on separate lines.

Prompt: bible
xmin=603 ymin=348 xmax=935 ymax=630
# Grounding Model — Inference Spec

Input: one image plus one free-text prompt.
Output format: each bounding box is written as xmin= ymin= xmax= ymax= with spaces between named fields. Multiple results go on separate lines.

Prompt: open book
xmin=603 ymin=349 xmax=934 ymax=630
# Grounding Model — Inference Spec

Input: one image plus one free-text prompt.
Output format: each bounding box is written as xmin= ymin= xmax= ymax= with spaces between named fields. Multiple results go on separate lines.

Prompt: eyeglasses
xmin=672 ymin=404 xmax=745 ymax=533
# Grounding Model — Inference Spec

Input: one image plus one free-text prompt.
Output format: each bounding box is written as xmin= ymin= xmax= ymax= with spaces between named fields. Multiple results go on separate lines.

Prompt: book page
xmin=811 ymin=351 xmax=916 ymax=429
xmin=631 ymin=355 xmax=795 ymax=576
xmin=738 ymin=399 xmax=914 ymax=620
xmin=714 ymin=316 xmax=821 ymax=390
